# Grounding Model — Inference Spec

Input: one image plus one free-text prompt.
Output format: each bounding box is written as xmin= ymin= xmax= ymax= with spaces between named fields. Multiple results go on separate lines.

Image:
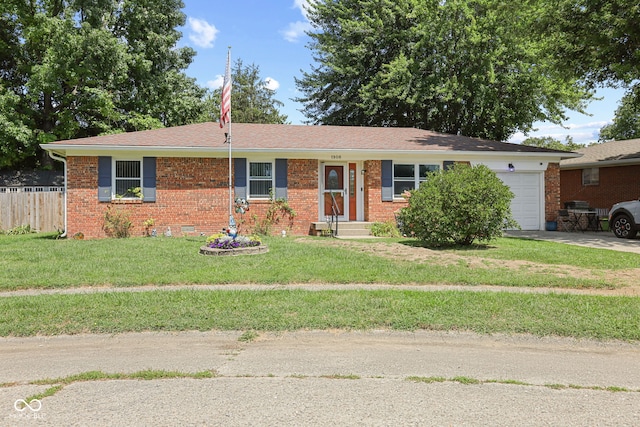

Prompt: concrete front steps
xmin=310 ymin=221 xmax=374 ymax=238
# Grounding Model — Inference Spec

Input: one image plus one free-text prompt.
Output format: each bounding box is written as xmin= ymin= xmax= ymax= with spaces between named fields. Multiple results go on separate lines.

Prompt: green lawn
xmin=0 ymin=233 xmax=634 ymax=291
xmin=1 ymin=233 xmax=639 ymax=340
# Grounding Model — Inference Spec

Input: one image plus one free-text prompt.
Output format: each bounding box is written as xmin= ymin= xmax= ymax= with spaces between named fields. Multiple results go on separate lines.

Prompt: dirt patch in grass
xmin=297 ymin=238 xmax=640 ymax=296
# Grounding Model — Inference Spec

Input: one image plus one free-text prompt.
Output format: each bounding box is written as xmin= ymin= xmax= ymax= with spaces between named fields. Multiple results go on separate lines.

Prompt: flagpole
xmin=220 ymin=46 xmax=233 ymax=228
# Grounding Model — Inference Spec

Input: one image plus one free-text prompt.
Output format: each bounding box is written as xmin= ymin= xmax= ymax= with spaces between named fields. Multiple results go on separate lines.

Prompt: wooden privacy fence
xmin=0 ymin=188 xmax=64 ymax=232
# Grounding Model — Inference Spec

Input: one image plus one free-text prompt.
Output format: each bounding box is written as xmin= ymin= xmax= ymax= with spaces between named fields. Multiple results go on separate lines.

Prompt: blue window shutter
xmin=381 ymin=160 xmax=393 ymax=201
xmin=275 ymin=159 xmax=287 ymax=199
xmin=234 ymin=158 xmax=247 ymax=199
xmin=98 ymin=156 xmax=112 ymax=201
xmin=142 ymin=157 xmax=156 ymax=202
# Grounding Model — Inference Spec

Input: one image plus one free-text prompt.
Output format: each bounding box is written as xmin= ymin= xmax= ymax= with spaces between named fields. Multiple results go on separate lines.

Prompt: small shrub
xmin=396 ymin=163 xmax=519 ymax=246
xmin=5 ymin=224 xmax=33 ymax=235
xmin=102 ymin=206 xmax=133 ymax=238
xmin=369 ymin=221 xmax=401 ymax=237
xmin=251 ymin=191 xmax=296 ymax=236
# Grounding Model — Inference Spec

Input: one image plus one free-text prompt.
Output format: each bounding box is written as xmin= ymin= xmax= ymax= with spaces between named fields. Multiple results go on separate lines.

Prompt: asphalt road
xmin=2 ymin=330 xmax=640 ymax=426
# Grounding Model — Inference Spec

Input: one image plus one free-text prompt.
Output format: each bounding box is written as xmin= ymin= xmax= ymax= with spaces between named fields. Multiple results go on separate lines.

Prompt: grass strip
xmin=406 ymin=376 xmax=640 ymax=393
xmin=18 ymin=369 xmax=216 ymax=405
xmin=1 ymin=289 xmax=639 ymax=341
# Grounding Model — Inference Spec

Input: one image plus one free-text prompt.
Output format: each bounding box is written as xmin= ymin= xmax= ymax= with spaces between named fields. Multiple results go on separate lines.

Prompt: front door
xmin=349 ymin=163 xmax=357 ymax=220
xmin=324 ymin=165 xmax=346 ymax=219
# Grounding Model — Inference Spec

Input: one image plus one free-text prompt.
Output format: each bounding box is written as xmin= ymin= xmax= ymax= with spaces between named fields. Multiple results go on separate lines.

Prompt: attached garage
xmin=497 ymin=172 xmax=543 ymax=230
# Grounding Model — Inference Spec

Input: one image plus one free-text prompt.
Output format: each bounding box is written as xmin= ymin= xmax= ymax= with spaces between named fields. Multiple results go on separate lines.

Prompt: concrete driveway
xmin=505 ymin=230 xmax=640 ymax=254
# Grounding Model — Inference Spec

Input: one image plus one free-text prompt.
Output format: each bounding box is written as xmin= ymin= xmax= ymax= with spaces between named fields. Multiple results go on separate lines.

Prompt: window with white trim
xmin=115 ymin=160 xmax=142 ymax=198
xmin=582 ymin=168 xmax=599 ymax=186
xmin=249 ymin=161 xmax=273 ymax=198
xmin=393 ymin=163 xmax=439 ymax=196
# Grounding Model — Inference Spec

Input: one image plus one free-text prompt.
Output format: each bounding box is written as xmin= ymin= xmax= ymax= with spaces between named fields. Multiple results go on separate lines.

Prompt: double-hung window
xmin=582 ymin=168 xmax=599 ymax=186
xmin=115 ymin=160 xmax=142 ymax=199
xmin=393 ymin=163 xmax=439 ymax=197
xmin=249 ymin=162 xmax=273 ymax=198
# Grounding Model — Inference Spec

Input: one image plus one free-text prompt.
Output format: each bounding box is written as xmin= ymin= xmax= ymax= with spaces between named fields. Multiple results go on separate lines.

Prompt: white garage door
xmin=496 ymin=172 xmax=541 ymax=230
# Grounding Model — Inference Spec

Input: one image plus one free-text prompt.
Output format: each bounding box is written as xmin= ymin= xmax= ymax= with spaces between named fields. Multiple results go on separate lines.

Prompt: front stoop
xmin=310 ymin=221 xmax=374 ymax=238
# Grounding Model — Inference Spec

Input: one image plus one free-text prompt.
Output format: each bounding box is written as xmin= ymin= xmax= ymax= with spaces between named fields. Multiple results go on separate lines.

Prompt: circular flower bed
xmin=199 ymin=234 xmax=268 ymax=256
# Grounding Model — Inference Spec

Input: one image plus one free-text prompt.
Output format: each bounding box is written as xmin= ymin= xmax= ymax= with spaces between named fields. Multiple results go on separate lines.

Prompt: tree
xmin=200 ymin=60 xmax=288 ymax=124
xmin=545 ymin=0 xmax=639 ymax=90
xmin=544 ymin=0 xmax=640 ymax=111
xmin=0 ymin=0 xmax=206 ymax=169
xmin=396 ymin=163 xmax=518 ymax=246
xmin=521 ymin=136 xmax=586 ymax=152
xmin=296 ymin=0 xmax=591 ymax=141
xmin=598 ymin=91 xmax=640 ymax=141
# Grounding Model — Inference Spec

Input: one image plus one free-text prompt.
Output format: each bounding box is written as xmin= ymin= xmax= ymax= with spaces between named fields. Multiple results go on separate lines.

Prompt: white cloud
xmin=187 ymin=17 xmax=218 ymax=48
xmin=281 ymin=0 xmax=312 ymax=42
xmin=293 ymin=0 xmax=311 ymax=20
xmin=207 ymin=75 xmax=224 ymax=90
xmin=281 ymin=21 xmax=313 ymax=43
xmin=264 ymin=77 xmax=280 ymax=91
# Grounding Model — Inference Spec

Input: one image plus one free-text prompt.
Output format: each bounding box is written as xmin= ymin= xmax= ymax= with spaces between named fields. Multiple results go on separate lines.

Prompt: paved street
xmin=2 ymin=330 xmax=640 ymax=426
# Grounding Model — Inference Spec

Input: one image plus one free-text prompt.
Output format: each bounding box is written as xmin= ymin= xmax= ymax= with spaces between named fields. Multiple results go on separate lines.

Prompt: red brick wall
xmin=363 ymin=160 xmax=407 ymax=222
xmin=66 ymin=157 xmax=320 ymax=238
xmin=561 ymin=165 xmax=640 ymax=210
xmin=67 ymin=157 xmax=231 ymax=238
xmin=545 ymin=163 xmax=560 ymax=221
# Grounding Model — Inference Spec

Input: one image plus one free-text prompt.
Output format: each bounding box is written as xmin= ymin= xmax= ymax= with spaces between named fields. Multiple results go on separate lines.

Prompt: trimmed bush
xmin=396 ymin=163 xmax=518 ymax=246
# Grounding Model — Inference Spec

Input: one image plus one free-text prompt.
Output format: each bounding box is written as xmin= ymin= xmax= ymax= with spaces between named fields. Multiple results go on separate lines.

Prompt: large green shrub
xmin=396 ymin=164 xmax=519 ymax=246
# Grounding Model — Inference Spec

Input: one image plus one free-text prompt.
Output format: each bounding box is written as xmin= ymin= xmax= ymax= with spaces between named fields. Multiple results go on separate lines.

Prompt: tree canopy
xmin=545 ymin=0 xmax=639 ymax=92
xmin=521 ymin=136 xmax=586 ymax=152
xmin=296 ymin=0 xmax=592 ymax=141
xmin=200 ymin=60 xmax=288 ymax=125
xmin=0 ymin=0 xmax=206 ymax=169
xmin=598 ymin=91 xmax=640 ymax=141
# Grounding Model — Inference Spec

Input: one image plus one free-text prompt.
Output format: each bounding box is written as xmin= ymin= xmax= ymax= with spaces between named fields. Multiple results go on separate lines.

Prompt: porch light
xmin=361 ymin=169 xmax=366 ymax=175
xmin=508 ymin=163 xmax=515 ymax=172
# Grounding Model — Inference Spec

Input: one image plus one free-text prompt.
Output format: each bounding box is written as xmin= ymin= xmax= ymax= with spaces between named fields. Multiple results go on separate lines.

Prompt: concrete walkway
xmin=505 ymin=229 xmax=640 ymax=254
xmin=2 ymin=330 xmax=640 ymax=426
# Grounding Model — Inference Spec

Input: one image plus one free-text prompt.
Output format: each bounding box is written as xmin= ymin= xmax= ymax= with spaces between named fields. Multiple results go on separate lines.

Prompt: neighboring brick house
xmin=560 ymin=138 xmax=640 ymax=211
xmin=40 ymin=122 xmax=576 ymax=238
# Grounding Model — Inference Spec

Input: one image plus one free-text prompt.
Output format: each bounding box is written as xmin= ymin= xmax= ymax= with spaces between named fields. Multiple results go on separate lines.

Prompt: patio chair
xmin=557 ymin=209 xmax=575 ymax=232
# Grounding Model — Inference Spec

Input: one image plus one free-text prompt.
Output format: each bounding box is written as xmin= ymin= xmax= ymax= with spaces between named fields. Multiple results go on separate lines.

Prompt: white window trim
xmin=393 ymin=162 xmax=440 ymax=198
xmin=248 ymin=160 xmax=274 ymax=200
xmin=113 ymin=158 xmax=143 ymax=200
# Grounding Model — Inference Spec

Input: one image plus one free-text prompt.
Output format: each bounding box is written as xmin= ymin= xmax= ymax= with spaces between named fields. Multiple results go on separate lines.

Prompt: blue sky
xmin=179 ymin=0 xmax=624 ymax=145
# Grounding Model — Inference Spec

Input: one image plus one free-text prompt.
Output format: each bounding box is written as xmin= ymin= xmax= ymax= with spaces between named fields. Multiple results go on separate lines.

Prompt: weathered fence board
xmin=0 ymin=190 xmax=64 ymax=232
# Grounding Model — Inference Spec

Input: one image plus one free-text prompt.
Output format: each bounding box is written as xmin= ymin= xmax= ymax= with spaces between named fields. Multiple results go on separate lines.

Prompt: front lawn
xmin=1 ymin=233 xmax=639 ymax=341
xmin=0 ymin=233 xmax=636 ymax=291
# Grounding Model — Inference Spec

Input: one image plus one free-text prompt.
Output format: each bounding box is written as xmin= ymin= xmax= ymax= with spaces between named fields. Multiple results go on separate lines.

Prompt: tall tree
xmin=296 ymin=0 xmax=591 ymax=141
xmin=199 ymin=60 xmax=288 ymax=124
xmin=599 ymin=91 xmax=640 ymax=141
xmin=545 ymin=0 xmax=639 ymax=91
xmin=0 ymin=0 xmax=205 ymax=169
xmin=522 ymin=136 xmax=586 ymax=152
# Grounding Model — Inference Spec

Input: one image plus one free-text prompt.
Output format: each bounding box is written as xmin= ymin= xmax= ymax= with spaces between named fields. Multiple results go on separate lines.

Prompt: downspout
xmin=47 ymin=151 xmax=67 ymax=238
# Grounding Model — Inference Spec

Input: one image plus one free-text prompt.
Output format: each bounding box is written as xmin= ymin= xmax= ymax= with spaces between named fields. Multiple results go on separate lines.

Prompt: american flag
xmin=219 ymin=49 xmax=231 ymax=128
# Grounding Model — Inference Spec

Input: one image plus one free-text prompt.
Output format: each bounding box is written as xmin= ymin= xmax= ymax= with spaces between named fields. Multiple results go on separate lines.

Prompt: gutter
xmin=46 ymin=151 xmax=67 ymax=238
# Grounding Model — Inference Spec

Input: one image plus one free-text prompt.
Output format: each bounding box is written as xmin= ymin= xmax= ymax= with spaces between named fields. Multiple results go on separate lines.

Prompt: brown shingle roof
xmin=44 ymin=122 xmax=573 ymax=154
xmin=560 ymin=139 xmax=640 ymax=168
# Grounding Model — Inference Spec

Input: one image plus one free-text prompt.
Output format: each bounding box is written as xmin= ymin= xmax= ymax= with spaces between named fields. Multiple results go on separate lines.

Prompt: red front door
xmin=349 ymin=163 xmax=356 ymax=220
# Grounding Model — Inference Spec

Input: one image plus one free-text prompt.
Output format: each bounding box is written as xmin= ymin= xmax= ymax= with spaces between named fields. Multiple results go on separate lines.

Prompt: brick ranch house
xmin=560 ymin=138 xmax=640 ymax=211
xmin=40 ymin=122 xmax=578 ymax=238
